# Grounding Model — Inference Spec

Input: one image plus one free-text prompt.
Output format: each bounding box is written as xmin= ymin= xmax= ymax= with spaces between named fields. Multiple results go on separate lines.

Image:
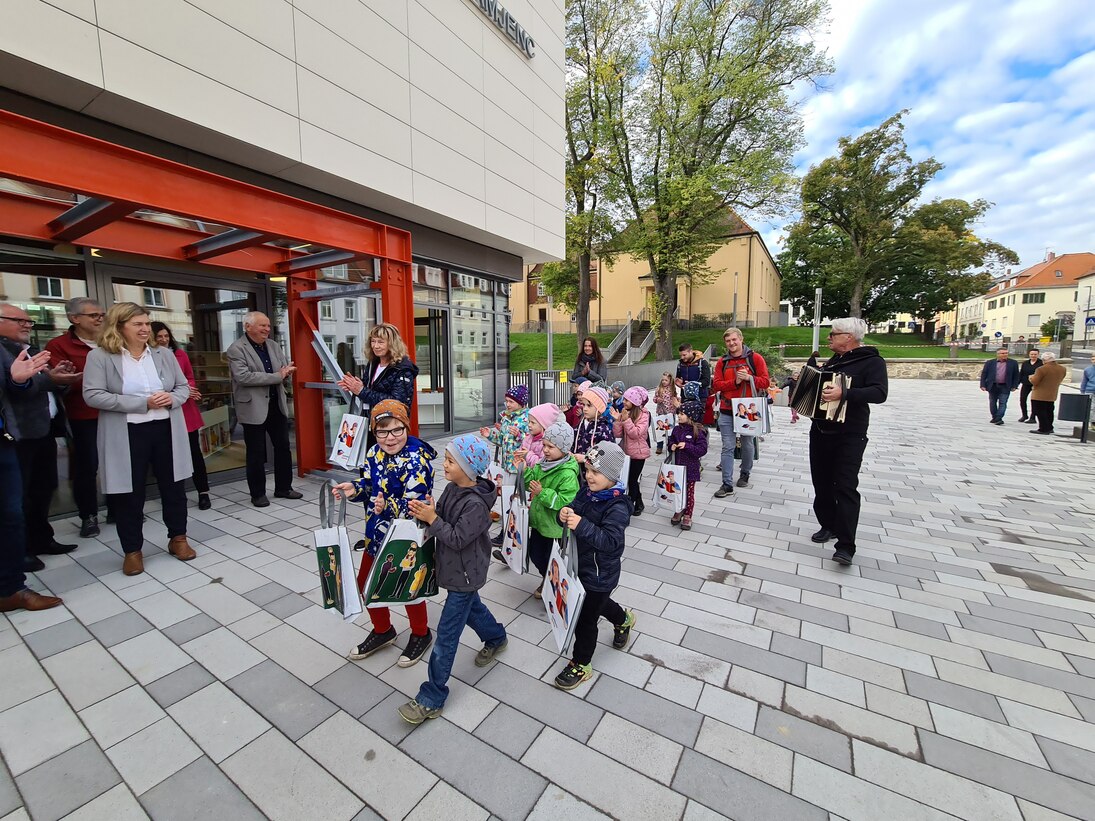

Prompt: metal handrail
xmin=628 ymin=328 xmax=655 ymax=364
xmin=605 ymin=312 xmax=632 ymax=361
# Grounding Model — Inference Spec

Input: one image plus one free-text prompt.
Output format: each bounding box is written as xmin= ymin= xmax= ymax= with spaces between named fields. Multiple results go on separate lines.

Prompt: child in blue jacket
xmin=554 ymin=441 xmax=636 ymax=690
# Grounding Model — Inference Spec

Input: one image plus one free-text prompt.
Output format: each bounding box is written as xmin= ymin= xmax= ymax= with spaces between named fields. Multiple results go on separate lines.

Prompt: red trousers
xmin=356 ymin=552 xmax=429 ymax=636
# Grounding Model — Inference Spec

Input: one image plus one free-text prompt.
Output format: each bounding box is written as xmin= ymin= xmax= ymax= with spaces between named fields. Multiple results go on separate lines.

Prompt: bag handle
xmin=662 ymin=450 xmax=676 ymax=467
xmin=318 ymin=479 xmax=347 ymax=529
xmin=514 ymin=466 xmax=527 ymax=505
xmin=557 ymin=526 xmax=578 ymax=576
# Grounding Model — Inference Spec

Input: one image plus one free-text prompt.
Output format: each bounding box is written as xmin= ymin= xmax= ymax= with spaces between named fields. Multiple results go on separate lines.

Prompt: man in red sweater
xmin=711 ymin=328 xmax=769 ymax=497
xmin=45 ymin=297 xmax=106 ymax=537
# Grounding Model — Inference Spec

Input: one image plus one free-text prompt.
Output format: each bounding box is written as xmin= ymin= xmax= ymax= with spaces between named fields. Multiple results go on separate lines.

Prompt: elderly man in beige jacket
xmin=226 ymin=311 xmax=302 ymax=506
xmin=1028 ymin=351 xmax=1067 ymax=435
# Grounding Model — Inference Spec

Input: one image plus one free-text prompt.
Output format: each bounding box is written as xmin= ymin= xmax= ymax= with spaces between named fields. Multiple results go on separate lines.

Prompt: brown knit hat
xmin=370 ymin=399 xmax=410 ymax=430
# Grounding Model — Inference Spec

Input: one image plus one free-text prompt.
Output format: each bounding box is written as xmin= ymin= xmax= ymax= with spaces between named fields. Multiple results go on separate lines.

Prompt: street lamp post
xmin=731 ymin=271 xmax=739 ymax=326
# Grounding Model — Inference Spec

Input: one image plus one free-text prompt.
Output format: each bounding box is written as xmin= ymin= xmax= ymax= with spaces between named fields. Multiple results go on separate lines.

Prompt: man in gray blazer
xmin=227 ymin=311 xmax=302 ymax=507
xmin=0 ymin=304 xmax=79 ymax=568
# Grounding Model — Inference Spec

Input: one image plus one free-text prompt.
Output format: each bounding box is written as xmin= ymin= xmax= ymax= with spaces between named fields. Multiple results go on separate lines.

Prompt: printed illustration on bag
xmin=542 ymin=538 xmax=586 ymax=653
xmin=317 ymin=544 xmax=344 ymax=612
xmin=504 ymin=508 xmax=523 ymax=556
xmin=361 ymin=530 xmax=438 ymax=607
xmin=656 ymin=471 xmax=680 ymax=495
xmin=546 ymin=559 xmax=570 ymax=625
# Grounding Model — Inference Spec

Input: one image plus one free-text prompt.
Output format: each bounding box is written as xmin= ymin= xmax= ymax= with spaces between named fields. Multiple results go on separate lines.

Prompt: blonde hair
xmin=99 ymin=302 xmax=154 ymax=354
xmin=366 ymin=322 xmax=408 ymax=363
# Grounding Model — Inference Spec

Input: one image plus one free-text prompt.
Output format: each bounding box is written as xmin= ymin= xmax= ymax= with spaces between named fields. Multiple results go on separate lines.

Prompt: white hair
xmin=1041 ymin=351 xmax=1057 ymax=363
xmin=831 ymin=317 xmax=868 ymax=341
xmin=65 ymin=297 xmax=102 ymax=319
xmin=243 ymin=311 xmax=269 ymax=327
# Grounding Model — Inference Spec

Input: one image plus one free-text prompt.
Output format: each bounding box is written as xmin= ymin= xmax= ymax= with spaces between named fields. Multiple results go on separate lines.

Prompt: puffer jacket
xmin=567 ymin=484 xmax=633 ymax=592
xmin=572 ymin=417 xmax=614 ymax=456
xmin=525 ymin=456 xmax=581 ymax=539
xmin=486 ymin=407 xmax=529 ymax=473
xmin=613 ymin=409 xmax=651 ymax=459
xmin=355 ymin=355 xmax=418 ymax=411
xmin=350 ymin=436 xmax=436 ymax=556
xmin=427 ymin=477 xmax=497 ymax=592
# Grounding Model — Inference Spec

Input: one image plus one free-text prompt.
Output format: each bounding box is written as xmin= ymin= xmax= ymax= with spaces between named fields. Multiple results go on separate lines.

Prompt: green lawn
xmin=510 ymin=327 xmax=988 ymax=371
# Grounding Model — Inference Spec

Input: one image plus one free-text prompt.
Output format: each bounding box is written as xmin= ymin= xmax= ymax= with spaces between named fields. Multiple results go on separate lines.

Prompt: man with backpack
xmin=711 ymin=328 xmax=769 ymax=497
xmin=675 ymin=343 xmax=711 ymax=403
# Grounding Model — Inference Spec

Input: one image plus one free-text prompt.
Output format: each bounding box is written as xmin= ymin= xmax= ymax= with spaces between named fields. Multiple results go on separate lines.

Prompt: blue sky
xmin=761 ymin=0 xmax=1095 ymax=272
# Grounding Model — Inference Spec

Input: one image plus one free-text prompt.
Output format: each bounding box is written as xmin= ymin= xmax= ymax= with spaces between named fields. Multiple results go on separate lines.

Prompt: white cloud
xmin=764 ymin=0 xmax=1095 ymax=271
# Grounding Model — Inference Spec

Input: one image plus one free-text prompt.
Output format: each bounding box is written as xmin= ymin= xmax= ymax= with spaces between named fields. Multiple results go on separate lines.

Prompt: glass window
xmin=323 ymin=335 xmax=336 ymax=349
xmin=497 ymin=281 xmax=511 ymax=311
xmin=988 ymin=300 xmax=997 ymax=310
xmin=413 ymin=263 xmax=447 ymax=304
xmin=36 ymin=276 xmax=64 ymax=299
xmin=345 ymin=300 xmax=357 ymax=321
xmin=536 ymin=282 xmax=545 ymax=298
xmin=450 ymin=271 xmax=492 ymax=312
xmin=1028 ymin=314 xmax=1041 ymax=327
xmin=143 ymin=287 xmax=166 ymax=308
xmin=320 ymin=300 xmax=333 ymax=320
xmin=1022 ymin=293 xmax=1045 ymax=304
xmin=452 ymin=308 xmax=495 ymax=430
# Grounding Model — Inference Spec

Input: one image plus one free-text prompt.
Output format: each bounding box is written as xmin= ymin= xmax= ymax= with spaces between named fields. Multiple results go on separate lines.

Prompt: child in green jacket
xmin=524 ymin=419 xmax=580 ymax=597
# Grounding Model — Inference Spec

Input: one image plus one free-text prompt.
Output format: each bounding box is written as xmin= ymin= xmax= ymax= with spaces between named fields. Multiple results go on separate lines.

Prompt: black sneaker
xmin=613 ymin=610 xmax=636 ymax=649
xmin=493 ymin=549 xmax=505 ymax=562
xmin=735 ymin=473 xmax=751 ymax=488
xmin=633 ymin=504 xmax=644 ymax=517
xmin=353 ymin=539 xmax=366 ymax=552
xmin=397 ymin=630 xmax=433 ymax=668
xmin=832 ymin=549 xmax=854 ymax=566
xmin=811 ymin=528 xmax=834 ymax=543
xmin=348 ymin=627 xmax=398 ymax=660
xmin=713 ymin=484 xmax=734 ymax=498
xmin=554 ymin=661 xmax=592 ymax=690
xmin=79 ymin=516 xmax=100 ymax=538
xmin=198 ymin=493 xmax=212 ymax=511
xmin=251 ymin=496 xmax=270 ymax=508
xmin=491 ymin=531 xmax=504 ymax=547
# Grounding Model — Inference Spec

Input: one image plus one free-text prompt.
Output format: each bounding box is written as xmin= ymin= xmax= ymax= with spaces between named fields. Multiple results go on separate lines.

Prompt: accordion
xmin=789 ymin=366 xmax=851 ymax=422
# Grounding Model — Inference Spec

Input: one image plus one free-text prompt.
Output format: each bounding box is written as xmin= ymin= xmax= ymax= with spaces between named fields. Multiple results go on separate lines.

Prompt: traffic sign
xmin=994 ymin=332 xmax=1003 ymax=338
xmin=1086 ymin=316 xmax=1095 ymax=327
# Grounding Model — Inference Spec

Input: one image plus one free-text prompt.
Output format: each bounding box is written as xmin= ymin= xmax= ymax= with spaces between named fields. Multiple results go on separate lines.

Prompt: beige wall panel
xmin=484 ymin=102 xmax=534 ymax=163
xmin=298 ymin=123 xmax=412 ymax=202
xmin=486 ymin=204 xmax=536 ymax=248
xmin=411 ymin=130 xmax=486 ymax=201
xmin=486 ymin=137 xmax=536 ymax=198
xmin=42 ymin=0 xmax=96 ymax=24
xmin=186 ymin=0 xmax=296 ymax=58
xmin=534 ymin=227 xmax=565 ymax=261
xmin=409 ymin=87 xmax=485 ymax=166
xmin=486 ymin=171 xmax=535 ymax=223
xmin=408 ymin=45 xmax=484 ymax=130
xmin=98 ymin=32 xmax=301 ymax=161
xmin=484 ymin=66 xmax=535 ymax=131
xmin=416 ymin=0 xmax=485 ymax=54
xmin=96 ymin=0 xmax=298 ymax=115
xmin=1 ymin=0 xmax=103 ymax=88
xmin=293 ymin=0 xmax=410 ymax=78
xmin=413 ymin=172 xmax=487 ymax=230
xmin=409 ymin=1 xmax=483 ymax=93
xmin=293 ymin=12 xmax=411 ymax=126
xmin=297 ymin=69 xmax=411 ymax=168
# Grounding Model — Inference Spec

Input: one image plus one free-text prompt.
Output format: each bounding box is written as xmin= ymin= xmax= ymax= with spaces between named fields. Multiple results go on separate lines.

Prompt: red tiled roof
xmin=985 ymin=252 xmax=1095 ymax=295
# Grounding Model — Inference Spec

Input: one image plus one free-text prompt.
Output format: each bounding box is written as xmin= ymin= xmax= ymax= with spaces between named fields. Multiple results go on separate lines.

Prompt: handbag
xmin=733 ymin=435 xmax=760 ymax=462
xmin=313 ymin=482 xmax=362 ymax=622
xmin=360 ymin=518 xmax=438 ymax=608
xmin=732 ymin=376 xmax=770 ymax=438
xmin=651 ymin=452 xmax=687 ymax=513
xmin=329 ymin=398 xmax=368 ymax=470
xmin=502 ymin=469 xmax=531 ymax=575
xmin=541 ymin=529 xmax=586 ymax=654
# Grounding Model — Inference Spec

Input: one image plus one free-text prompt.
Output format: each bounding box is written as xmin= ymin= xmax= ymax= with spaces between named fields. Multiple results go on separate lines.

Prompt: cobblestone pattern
xmin=2 ymin=380 xmax=1094 ymax=820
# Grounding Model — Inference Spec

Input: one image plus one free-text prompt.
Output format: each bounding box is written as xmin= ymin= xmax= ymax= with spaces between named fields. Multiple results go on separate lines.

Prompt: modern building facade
xmin=0 ymin=0 xmax=565 ymax=512
xmin=511 ymin=215 xmax=782 ymax=332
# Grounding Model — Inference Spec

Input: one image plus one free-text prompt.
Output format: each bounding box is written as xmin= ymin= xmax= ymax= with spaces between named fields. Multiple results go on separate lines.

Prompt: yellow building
xmin=511 ymin=216 xmax=782 ymax=332
xmin=980 ymin=252 xmax=1094 ymax=342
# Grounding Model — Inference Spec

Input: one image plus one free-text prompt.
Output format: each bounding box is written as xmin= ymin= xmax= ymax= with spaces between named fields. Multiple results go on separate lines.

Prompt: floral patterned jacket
xmin=572 ymin=417 xmax=615 ymax=455
xmin=349 ymin=436 xmax=436 ymax=556
xmin=485 ymin=408 xmax=529 ymax=473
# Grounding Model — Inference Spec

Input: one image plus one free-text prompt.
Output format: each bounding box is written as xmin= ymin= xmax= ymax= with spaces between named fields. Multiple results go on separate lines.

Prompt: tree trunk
xmin=576 ymin=252 xmax=591 ymax=342
xmin=849 ymin=279 xmax=864 ymax=319
xmin=652 ymin=267 xmax=677 ymax=361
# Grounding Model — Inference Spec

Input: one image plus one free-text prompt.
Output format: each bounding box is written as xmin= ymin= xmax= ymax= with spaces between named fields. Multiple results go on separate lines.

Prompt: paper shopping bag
xmin=651 ymin=454 xmax=687 ymax=513
xmin=313 ymin=482 xmax=362 ymax=622
xmin=541 ymin=530 xmax=585 ymax=654
xmin=329 ymin=398 xmax=368 ymax=469
xmin=733 ymin=377 xmax=770 ymax=438
xmin=652 ymin=413 xmax=676 ymax=446
xmin=502 ymin=469 xmax=531 ymax=575
xmin=360 ymin=518 xmax=438 ymax=608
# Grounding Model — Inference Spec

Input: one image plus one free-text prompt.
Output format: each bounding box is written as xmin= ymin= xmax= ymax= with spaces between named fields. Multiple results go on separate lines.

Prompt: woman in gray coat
xmin=83 ymin=302 xmax=196 ymax=576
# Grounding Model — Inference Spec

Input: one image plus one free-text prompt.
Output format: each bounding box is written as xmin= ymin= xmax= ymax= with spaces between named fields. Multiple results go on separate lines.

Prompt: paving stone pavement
xmin=3 ymin=379 xmax=1095 ymax=821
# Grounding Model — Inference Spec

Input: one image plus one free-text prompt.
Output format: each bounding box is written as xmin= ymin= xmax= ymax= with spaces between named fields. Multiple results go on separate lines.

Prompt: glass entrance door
xmin=415 ymin=306 xmax=450 ymax=437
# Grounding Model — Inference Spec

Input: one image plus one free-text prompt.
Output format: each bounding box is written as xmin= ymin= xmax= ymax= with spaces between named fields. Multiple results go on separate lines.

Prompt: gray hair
xmin=831 ymin=317 xmax=868 ymax=341
xmin=1041 ymin=351 xmax=1057 ymax=363
xmin=723 ymin=326 xmax=743 ymax=339
xmin=65 ymin=297 xmax=102 ymax=319
xmin=243 ymin=311 xmax=269 ymax=327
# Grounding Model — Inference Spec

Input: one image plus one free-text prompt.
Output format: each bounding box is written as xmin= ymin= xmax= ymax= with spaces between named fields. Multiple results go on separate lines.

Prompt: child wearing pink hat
xmin=613 ymin=386 xmax=651 ymax=514
xmin=572 ymin=386 xmax=615 ymax=468
xmin=515 ymin=403 xmax=563 ymax=468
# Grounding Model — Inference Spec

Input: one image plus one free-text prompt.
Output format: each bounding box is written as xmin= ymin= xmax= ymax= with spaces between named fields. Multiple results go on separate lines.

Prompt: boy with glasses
xmin=333 ymin=399 xmax=437 ymax=667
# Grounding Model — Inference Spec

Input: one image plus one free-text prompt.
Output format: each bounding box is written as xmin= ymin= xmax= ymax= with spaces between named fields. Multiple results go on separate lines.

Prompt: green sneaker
xmin=554 ymin=661 xmax=592 ymax=690
xmin=613 ymin=609 xmax=636 ymax=649
xmin=397 ymin=699 xmax=442 ymax=725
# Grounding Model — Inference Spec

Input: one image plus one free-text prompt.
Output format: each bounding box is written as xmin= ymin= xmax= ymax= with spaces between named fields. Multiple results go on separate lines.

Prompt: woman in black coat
xmin=571 ymin=336 xmax=606 ymax=384
xmin=337 ymin=323 xmax=418 ymax=448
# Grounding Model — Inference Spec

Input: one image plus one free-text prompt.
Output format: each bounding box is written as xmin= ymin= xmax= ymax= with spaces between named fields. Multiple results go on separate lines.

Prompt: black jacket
xmin=1018 ymin=358 xmax=1043 ymax=388
xmin=0 ymin=338 xmax=64 ymax=440
xmin=812 ymin=346 xmax=888 ymax=436
xmin=568 ymin=487 xmax=633 ymax=592
xmin=356 ymin=355 xmax=418 ymax=410
xmin=571 ymin=353 xmax=606 ymax=384
xmin=426 ymin=477 xmax=496 ymax=592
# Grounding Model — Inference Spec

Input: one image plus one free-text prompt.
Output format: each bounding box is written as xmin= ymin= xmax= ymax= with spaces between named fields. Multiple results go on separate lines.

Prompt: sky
xmin=761 ymin=0 xmax=1095 ymax=274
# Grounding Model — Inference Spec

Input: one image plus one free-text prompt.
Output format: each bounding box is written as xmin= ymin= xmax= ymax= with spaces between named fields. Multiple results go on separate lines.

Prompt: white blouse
xmin=121 ymin=346 xmax=170 ymax=424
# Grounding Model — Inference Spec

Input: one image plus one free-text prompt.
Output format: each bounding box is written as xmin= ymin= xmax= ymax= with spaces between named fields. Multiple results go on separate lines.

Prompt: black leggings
xmin=572 ymin=588 xmax=626 ymax=666
xmin=187 ymin=430 xmax=210 ymax=494
xmin=528 ymin=530 xmax=554 ymax=578
xmin=627 ymin=458 xmax=646 ymax=510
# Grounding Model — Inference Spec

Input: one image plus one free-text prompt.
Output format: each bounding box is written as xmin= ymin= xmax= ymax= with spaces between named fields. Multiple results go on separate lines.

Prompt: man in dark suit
xmin=979 ymin=347 xmax=1021 ymax=425
xmin=226 ymin=311 xmax=302 ymax=507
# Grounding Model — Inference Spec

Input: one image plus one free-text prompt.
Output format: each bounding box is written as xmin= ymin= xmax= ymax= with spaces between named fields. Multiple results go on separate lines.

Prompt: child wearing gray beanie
xmin=524 ymin=419 xmax=580 ymax=594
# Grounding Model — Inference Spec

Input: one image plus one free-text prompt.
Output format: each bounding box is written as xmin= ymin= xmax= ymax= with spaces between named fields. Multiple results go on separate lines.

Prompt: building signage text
xmin=472 ymin=0 xmax=535 ymax=58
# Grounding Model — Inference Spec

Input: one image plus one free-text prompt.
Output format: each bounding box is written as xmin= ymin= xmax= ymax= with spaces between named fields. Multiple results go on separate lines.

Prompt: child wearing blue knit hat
xmin=399 ymin=433 xmax=508 ymax=725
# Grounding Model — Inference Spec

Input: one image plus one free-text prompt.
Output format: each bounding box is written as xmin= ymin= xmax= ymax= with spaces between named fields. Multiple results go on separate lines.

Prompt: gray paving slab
xmin=476 ymin=664 xmax=604 ymax=744
xmin=85 ymin=610 xmax=155 ymax=648
xmin=963 ymin=601 xmax=1085 ymax=639
xmin=34 ymin=563 xmax=98 ymax=595
xmin=0 ymin=758 xmax=19 ymax=818
xmin=893 ymin=612 xmax=952 ymax=641
xmin=586 ymin=674 xmax=703 ymax=747
xmin=242 ymin=581 xmax=293 ymax=607
xmin=145 ymin=663 xmax=217 ymax=710
xmin=737 ymin=590 xmax=850 ymax=631
xmin=21 ymin=619 xmax=93 ymax=660
xmin=312 ymin=663 xmax=394 ymax=719
xmin=1037 ymin=736 xmax=1095 ymax=786
xmin=903 ymin=670 xmax=1007 ymax=722
xmin=681 ymin=628 xmax=807 ymax=686
xmin=956 ymin=612 xmax=1043 ymax=645
xmin=360 ymin=691 xmax=419 ymax=746
xmin=261 ymin=592 xmax=312 ymax=619
xmin=473 ymin=704 xmax=545 ymax=760
xmin=984 ymin=651 xmax=1095 ymax=700
xmin=160 ymin=614 xmax=221 ymax=646
xmin=227 ymin=660 xmax=338 ymax=741
xmin=754 ymin=705 xmax=853 ymax=772
xmin=15 ymin=740 xmax=120 ymax=821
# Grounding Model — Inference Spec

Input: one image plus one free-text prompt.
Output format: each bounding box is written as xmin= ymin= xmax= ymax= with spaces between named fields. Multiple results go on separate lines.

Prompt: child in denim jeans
xmin=398 ymin=434 xmax=508 ymax=725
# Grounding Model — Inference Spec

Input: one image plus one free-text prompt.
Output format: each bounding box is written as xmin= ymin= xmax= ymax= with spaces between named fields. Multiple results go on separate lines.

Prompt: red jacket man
xmin=711 ymin=328 xmax=769 ymax=497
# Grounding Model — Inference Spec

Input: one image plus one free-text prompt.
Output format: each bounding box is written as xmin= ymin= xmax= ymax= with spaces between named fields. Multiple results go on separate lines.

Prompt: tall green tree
xmin=600 ymin=0 xmax=830 ymax=358
xmin=549 ymin=0 xmax=644 ymax=341
xmin=780 ymin=112 xmax=1018 ymax=323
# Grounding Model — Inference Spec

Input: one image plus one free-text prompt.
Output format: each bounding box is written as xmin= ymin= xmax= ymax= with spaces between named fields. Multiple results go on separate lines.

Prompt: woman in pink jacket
xmin=153 ymin=323 xmax=211 ymax=511
xmin=612 ymin=386 xmax=651 ymax=515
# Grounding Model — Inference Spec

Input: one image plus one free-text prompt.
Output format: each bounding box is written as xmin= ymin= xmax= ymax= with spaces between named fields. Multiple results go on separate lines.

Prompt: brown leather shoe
xmin=0 ymin=588 xmax=63 ymax=613
xmin=123 ymin=551 xmax=144 ymax=576
xmin=168 ymin=536 xmax=196 ymax=561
